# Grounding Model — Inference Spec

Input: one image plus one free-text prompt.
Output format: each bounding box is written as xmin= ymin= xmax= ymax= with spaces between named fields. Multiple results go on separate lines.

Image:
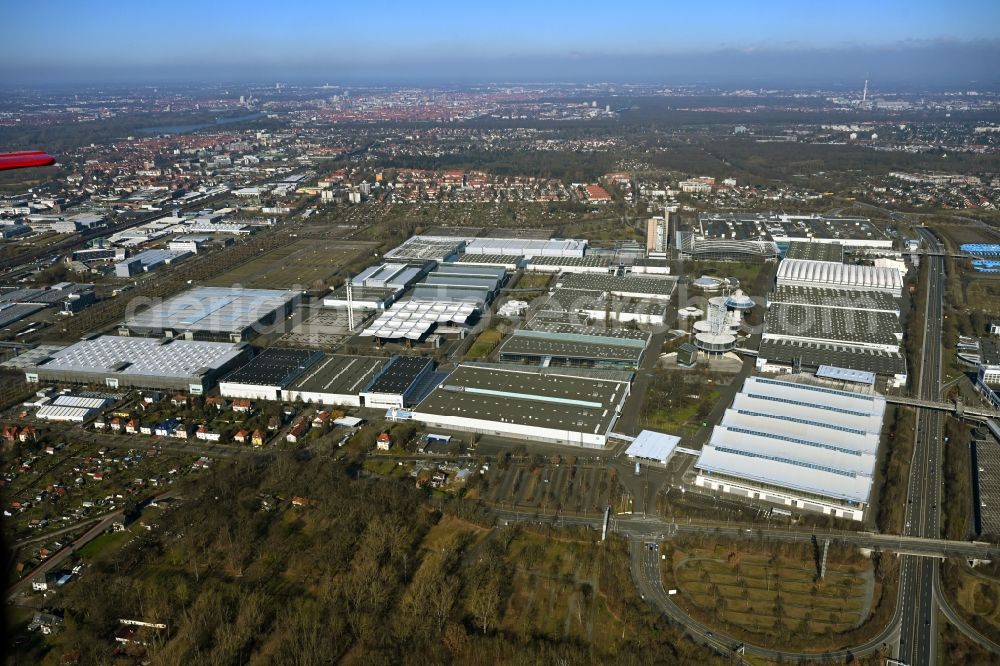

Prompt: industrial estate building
xmin=218 ymin=348 xmax=324 ymax=401
xmin=625 ymin=430 xmax=680 ymax=465
xmin=410 ymin=364 xmax=631 ymax=448
xmin=496 ymin=329 xmax=647 ymax=369
xmin=758 ymin=254 xmax=908 ymax=385
xmin=283 ymin=355 xmax=389 ymax=407
xmin=36 ymin=395 xmax=114 ymax=422
xmin=674 ymin=230 xmax=779 ymax=262
xmin=695 ymin=375 xmax=887 ymax=521
xmin=976 ymin=338 xmax=1000 ymax=408
xmin=360 ymin=356 xmax=437 ymax=409
xmin=114 ymin=249 xmax=191 ymax=277
xmin=383 ymin=236 xmax=465 ymax=262
xmin=775 ymin=259 xmax=903 ymax=296
xmin=532 ymin=272 xmax=677 ymax=326
xmin=462 ymin=238 xmax=587 ymax=258
xmin=360 ymin=300 xmax=478 ymax=343
xmin=409 ymin=263 xmax=507 ymax=305
xmin=525 ymin=255 xmax=613 ymax=273
xmin=24 ymin=336 xmax=248 ymax=394
xmin=696 ymin=212 xmax=892 ymax=249
xmin=122 ymin=286 xmax=300 ymax=341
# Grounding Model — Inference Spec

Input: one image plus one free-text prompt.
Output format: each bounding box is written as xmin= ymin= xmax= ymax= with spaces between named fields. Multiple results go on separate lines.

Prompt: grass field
xmin=498 ymin=529 xmax=628 ymax=647
xmin=642 ymin=389 xmax=718 ymax=435
xmin=663 ymin=539 xmax=876 ymax=648
xmin=963 ymin=277 xmax=1000 ymax=316
xmin=513 ymin=272 xmax=553 ymax=291
xmin=203 ymin=238 xmax=372 ymax=289
xmin=465 ymin=327 xmax=504 ymax=359
xmin=941 ymin=560 xmax=1000 ymax=645
xmin=76 ymin=529 xmax=132 ymax=559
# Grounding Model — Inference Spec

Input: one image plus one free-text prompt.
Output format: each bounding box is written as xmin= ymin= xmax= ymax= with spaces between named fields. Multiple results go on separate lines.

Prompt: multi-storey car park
xmin=762 ymin=303 xmax=902 ymax=352
xmin=24 ymin=335 xmax=248 ymax=394
xmin=695 ymin=375 xmax=887 ymax=521
xmin=756 ymin=338 xmax=908 ymax=388
xmin=524 ymin=255 xmax=612 ymax=273
xmin=767 ymin=284 xmax=901 ymax=316
xmin=451 ymin=253 xmax=522 ymax=270
xmin=409 ymin=363 xmax=632 ymax=448
xmin=381 ymin=235 xmax=465 ymax=262
xmin=784 ymin=240 xmax=845 ymax=262
xmin=554 ymin=273 xmax=677 ymax=301
xmin=122 ymin=286 xmax=300 ymax=342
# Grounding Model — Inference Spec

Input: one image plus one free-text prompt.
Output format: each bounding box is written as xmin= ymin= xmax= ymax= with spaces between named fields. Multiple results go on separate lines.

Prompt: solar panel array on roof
xmin=757 ymin=338 xmax=907 ymax=377
xmin=366 ymin=356 xmax=433 ymax=394
xmin=497 ymin=330 xmax=645 ymax=366
xmin=556 ymin=273 xmax=677 ymax=299
xmin=768 ymin=285 xmax=899 ymax=314
xmin=526 ymin=255 xmax=612 ymax=269
xmin=286 ymin=354 xmax=387 ymax=395
xmin=784 ymin=241 xmax=845 ymax=262
xmin=763 ymin=303 xmax=900 ymax=349
xmin=0 ymin=303 xmax=45 ymax=328
xmin=221 ymin=348 xmax=323 ymax=387
xmin=37 ymin=336 xmax=244 ymax=379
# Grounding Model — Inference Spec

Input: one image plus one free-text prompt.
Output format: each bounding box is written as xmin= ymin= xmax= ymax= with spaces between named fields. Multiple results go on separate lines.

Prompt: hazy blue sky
xmin=3 ymin=0 xmax=999 ymax=85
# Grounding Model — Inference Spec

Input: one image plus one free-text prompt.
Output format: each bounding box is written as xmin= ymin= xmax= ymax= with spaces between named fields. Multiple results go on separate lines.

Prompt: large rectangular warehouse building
xmin=775 ymin=259 xmax=902 ymax=297
xmin=411 ymin=364 xmax=631 ymax=448
xmin=218 ymin=348 xmax=323 ymax=401
xmin=25 ymin=336 xmax=247 ymax=394
xmin=283 ymin=354 xmax=389 ymax=407
xmin=123 ymin=286 xmax=299 ymax=341
xmin=694 ymin=376 xmax=886 ymax=521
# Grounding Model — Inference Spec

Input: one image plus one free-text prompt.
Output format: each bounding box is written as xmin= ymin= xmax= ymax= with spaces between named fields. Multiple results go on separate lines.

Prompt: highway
xmin=897 ymin=227 xmax=946 ymax=665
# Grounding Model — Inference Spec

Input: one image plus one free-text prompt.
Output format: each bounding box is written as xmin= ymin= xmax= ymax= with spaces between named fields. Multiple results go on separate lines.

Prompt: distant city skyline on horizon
xmin=3 ymin=0 xmax=999 ymax=87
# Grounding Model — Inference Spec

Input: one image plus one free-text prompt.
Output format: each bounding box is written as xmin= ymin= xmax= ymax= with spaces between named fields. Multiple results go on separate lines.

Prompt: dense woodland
xmin=10 ymin=451 xmax=718 ymax=665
